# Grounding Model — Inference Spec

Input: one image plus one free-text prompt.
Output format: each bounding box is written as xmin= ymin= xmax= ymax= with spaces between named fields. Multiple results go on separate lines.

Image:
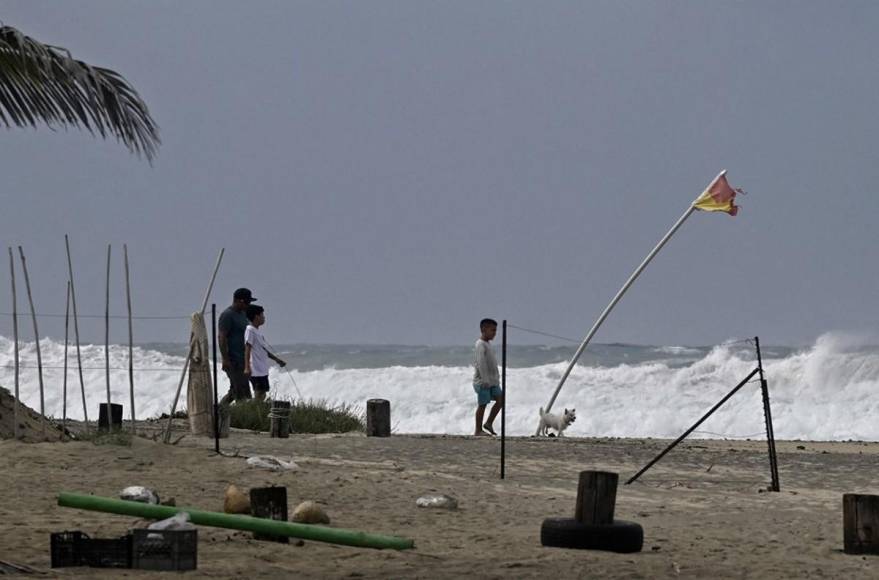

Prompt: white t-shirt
xmin=244 ymin=324 xmax=270 ymax=377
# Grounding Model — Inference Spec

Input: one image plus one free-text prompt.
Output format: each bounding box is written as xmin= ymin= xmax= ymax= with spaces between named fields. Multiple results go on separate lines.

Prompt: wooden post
xmin=270 ymin=401 xmax=291 ymax=438
xmin=844 ymin=494 xmax=879 ymax=555
xmin=124 ymin=244 xmax=136 ymax=433
xmin=18 ymin=247 xmax=47 ymax=437
xmin=63 ymin=281 xmax=70 ymax=438
xmin=575 ymin=471 xmax=618 ymax=525
xmin=163 ymin=248 xmax=224 ymax=443
xmin=65 ymin=235 xmax=89 ymax=433
xmin=250 ymin=487 xmax=289 ymax=543
xmin=366 ymin=399 xmax=391 ymax=437
xmin=104 ymin=244 xmax=112 ymax=410
xmin=8 ymin=248 xmax=20 ymax=440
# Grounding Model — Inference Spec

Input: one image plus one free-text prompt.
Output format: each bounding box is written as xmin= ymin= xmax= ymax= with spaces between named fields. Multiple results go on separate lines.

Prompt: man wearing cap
xmin=218 ymin=288 xmax=257 ymax=403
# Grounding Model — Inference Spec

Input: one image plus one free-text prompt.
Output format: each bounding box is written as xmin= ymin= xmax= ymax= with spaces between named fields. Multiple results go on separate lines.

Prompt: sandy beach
xmin=1 ymin=421 xmax=878 ymax=579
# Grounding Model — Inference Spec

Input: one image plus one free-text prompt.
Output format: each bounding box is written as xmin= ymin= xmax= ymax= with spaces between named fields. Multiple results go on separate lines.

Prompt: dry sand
xmin=1 ymin=418 xmax=879 ymax=578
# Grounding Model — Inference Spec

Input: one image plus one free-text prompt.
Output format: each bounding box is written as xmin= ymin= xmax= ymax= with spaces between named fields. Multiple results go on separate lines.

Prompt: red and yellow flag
xmin=692 ymin=173 xmax=740 ymax=216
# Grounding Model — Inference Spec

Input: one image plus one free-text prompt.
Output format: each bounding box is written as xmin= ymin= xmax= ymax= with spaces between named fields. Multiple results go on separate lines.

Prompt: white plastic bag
xmin=416 ymin=494 xmax=458 ymax=510
xmin=246 ymin=455 xmax=299 ymax=471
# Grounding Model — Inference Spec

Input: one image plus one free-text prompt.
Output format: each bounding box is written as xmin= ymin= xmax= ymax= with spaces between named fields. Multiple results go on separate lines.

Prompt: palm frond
xmin=0 ymin=25 xmax=159 ymax=162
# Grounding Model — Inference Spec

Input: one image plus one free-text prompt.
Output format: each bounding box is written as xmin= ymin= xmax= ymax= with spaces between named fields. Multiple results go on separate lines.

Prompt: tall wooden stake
xmin=8 ymin=248 xmax=20 ymax=440
xmin=63 ymin=281 xmax=71 ymax=437
xmin=65 ymin=235 xmax=90 ymax=432
xmin=124 ymin=244 xmax=135 ymax=432
xmin=105 ymin=244 xmax=112 ymax=409
xmin=17 ymin=247 xmax=46 ymax=437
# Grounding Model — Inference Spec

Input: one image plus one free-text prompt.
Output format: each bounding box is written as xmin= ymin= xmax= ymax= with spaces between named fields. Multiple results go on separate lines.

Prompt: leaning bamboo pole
xmin=65 ymin=235 xmax=89 ymax=433
xmin=8 ymin=248 xmax=20 ymax=440
xmin=17 ymin=247 xmax=46 ymax=437
xmin=104 ymin=244 xmax=112 ymax=413
xmin=124 ymin=244 xmax=135 ymax=432
xmin=58 ymin=492 xmax=415 ymax=550
xmin=63 ymin=281 xmax=71 ymax=437
xmin=162 ymin=249 xmax=224 ymax=443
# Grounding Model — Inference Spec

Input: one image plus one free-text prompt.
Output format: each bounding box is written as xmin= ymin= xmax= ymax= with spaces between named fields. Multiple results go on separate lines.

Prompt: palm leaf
xmin=0 ymin=25 xmax=159 ymax=162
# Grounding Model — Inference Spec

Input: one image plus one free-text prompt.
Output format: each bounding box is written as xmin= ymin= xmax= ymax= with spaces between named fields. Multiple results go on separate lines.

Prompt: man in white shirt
xmin=244 ymin=304 xmax=287 ymax=402
xmin=473 ymin=318 xmax=503 ymax=436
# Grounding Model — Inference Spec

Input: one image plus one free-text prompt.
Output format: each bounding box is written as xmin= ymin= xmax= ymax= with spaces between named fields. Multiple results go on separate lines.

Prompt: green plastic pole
xmin=58 ymin=492 xmax=414 ymax=550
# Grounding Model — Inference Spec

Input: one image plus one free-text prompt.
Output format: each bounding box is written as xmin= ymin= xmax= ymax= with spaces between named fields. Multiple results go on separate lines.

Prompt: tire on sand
xmin=540 ymin=517 xmax=643 ymax=553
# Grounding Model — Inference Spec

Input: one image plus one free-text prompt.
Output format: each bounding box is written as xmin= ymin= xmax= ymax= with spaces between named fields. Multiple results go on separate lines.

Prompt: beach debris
xmin=148 ymin=512 xmax=195 ymax=532
xmin=0 ymin=559 xmax=43 ymax=575
xmin=246 ymin=455 xmax=299 ymax=471
xmin=292 ymin=501 xmax=330 ymax=524
xmin=120 ymin=486 xmax=160 ymax=504
xmin=224 ymin=485 xmax=250 ymax=514
xmin=416 ymin=494 xmax=458 ymax=510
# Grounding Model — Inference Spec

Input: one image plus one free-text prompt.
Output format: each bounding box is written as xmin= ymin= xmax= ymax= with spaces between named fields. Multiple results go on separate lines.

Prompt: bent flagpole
xmin=536 ymin=170 xmax=736 ymax=434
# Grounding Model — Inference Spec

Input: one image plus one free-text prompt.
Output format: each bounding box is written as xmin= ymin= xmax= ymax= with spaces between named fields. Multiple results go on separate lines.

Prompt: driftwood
xmin=187 ymin=312 xmax=214 ymax=436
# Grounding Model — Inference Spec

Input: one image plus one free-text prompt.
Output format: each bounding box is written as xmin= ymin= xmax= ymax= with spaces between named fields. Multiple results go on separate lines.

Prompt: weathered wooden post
xmin=575 ymin=471 xmax=618 ymax=525
xmin=366 ymin=399 xmax=391 ymax=437
xmin=270 ymin=401 xmax=291 ymax=438
xmin=844 ymin=494 xmax=879 ymax=555
xmin=250 ymin=487 xmax=289 ymax=543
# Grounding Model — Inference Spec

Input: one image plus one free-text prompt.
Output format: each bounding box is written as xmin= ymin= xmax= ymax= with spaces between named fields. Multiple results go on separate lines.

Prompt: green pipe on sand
xmin=58 ymin=492 xmax=414 ymax=550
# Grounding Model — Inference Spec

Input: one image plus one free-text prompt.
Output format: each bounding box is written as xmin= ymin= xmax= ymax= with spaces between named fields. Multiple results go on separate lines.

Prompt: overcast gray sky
xmin=1 ymin=1 xmax=877 ymax=346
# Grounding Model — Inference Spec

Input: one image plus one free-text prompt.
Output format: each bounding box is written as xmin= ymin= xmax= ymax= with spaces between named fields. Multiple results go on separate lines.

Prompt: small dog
xmin=538 ymin=407 xmax=576 ymax=437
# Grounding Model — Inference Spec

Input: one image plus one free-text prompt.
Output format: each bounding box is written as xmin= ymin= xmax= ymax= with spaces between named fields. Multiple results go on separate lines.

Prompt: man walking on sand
xmin=219 ymin=288 xmax=257 ymax=405
xmin=473 ymin=318 xmax=504 ymax=436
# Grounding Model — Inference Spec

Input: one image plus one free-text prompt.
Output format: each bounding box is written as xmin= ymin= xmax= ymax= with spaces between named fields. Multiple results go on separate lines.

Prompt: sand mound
xmin=0 ymin=386 xmax=65 ymax=442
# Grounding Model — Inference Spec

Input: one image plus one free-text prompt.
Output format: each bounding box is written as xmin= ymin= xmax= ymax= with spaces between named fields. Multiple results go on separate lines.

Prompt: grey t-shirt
xmin=473 ymin=338 xmax=500 ymax=387
xmin=218 ymin=306 xmax=249 ymax=365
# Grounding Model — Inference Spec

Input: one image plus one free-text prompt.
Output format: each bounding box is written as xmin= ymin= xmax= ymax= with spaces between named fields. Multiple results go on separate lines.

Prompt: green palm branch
xmin=0 ymin=24 xmax=159 ymax=162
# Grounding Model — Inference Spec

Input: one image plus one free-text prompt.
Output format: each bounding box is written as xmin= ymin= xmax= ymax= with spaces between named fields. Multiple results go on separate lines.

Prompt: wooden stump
xmin=366 ymin=399 xmax=391 ymax=437
xmin=97 ymin=403 xmax=123 ymax=433
xmin=844 ymin=493 xmax=879 ymax=554
xmin=270 ymin=401 xmax=291 ymax=438
xmin=574 ymin=471 xmax=618 ymax=525
xmin=250 ymin=487 xmax=289 ymax=543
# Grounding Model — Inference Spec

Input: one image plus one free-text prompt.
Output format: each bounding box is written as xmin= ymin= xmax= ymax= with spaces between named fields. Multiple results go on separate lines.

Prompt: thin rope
xmin=506 ymin=323 xmax=580 ymax=344
xmin=0 ymin=311 xmax=190 ymax=320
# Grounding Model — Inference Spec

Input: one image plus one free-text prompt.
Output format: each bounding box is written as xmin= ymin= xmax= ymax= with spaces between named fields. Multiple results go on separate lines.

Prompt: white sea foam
xmin=1 ymin=333 xmax=877 ymax=440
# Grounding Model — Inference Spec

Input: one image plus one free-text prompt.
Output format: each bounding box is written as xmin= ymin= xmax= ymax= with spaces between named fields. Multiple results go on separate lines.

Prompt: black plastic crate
xmin=132 ymin=529 xmax=197 ymax=571
xmin=50 ymin=531 xmax=132 ymax=568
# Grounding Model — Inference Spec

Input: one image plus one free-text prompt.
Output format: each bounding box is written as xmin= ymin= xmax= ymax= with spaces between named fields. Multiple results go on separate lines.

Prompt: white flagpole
xmin=536 ymin=170 xmax=727 ymax=434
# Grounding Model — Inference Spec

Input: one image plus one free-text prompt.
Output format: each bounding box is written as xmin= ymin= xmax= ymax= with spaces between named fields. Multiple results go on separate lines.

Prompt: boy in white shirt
xmin=243 ymin=304 xmax=287 ymax=401
xmin=473 ymin=318 xmax=503 ymax=436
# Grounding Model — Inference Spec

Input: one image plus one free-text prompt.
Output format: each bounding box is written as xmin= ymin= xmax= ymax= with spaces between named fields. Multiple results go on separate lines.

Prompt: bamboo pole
xmin=104 ymin=244 xmax=112 ymax=410
xmin=65 ymin=235 xmax=89 ymax=433
xmin=8 ymin=248 xmax=20 ymax=440
xmin=17 ymin=247 xmax=46 ymax=437
xmin=58 ymin=492 xmax=415 ymax=550
xmin=124 ymin=244 xmax=135 ymax=432
xmin=63 ymin=281 xmax=70 ymax=437
xmin=163 ymin=248 xmax=225 ymax=443
xmin=536 ymin=170 xmax=727 ymax=433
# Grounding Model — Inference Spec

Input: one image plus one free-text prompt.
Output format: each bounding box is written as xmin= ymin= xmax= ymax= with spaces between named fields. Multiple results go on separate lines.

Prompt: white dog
xmin=538 ymin=407 xmax=576 ymax=437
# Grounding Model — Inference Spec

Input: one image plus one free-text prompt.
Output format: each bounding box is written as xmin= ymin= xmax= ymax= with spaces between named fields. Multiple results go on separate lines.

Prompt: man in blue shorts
xmin=473 ymin=318 xmax=503 ymax=436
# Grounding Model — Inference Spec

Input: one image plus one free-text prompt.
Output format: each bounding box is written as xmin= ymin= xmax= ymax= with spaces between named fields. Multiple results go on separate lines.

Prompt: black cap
xmin=233 ymin=288 xmax=257 ymax=303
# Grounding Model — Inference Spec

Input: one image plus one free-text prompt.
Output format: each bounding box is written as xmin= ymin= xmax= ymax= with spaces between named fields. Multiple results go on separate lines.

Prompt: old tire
xmin=540 ymin=518 xmax=643 ymax=553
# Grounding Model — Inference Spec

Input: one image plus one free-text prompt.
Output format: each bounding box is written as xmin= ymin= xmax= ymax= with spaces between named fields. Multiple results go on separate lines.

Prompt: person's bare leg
xmin=254 ymin=390 xmax=266 ymax=402
xmin=474 ymin=404 xmax=489 ymax=435
xmin=483 ymin=395 xmax=503 ymax=434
